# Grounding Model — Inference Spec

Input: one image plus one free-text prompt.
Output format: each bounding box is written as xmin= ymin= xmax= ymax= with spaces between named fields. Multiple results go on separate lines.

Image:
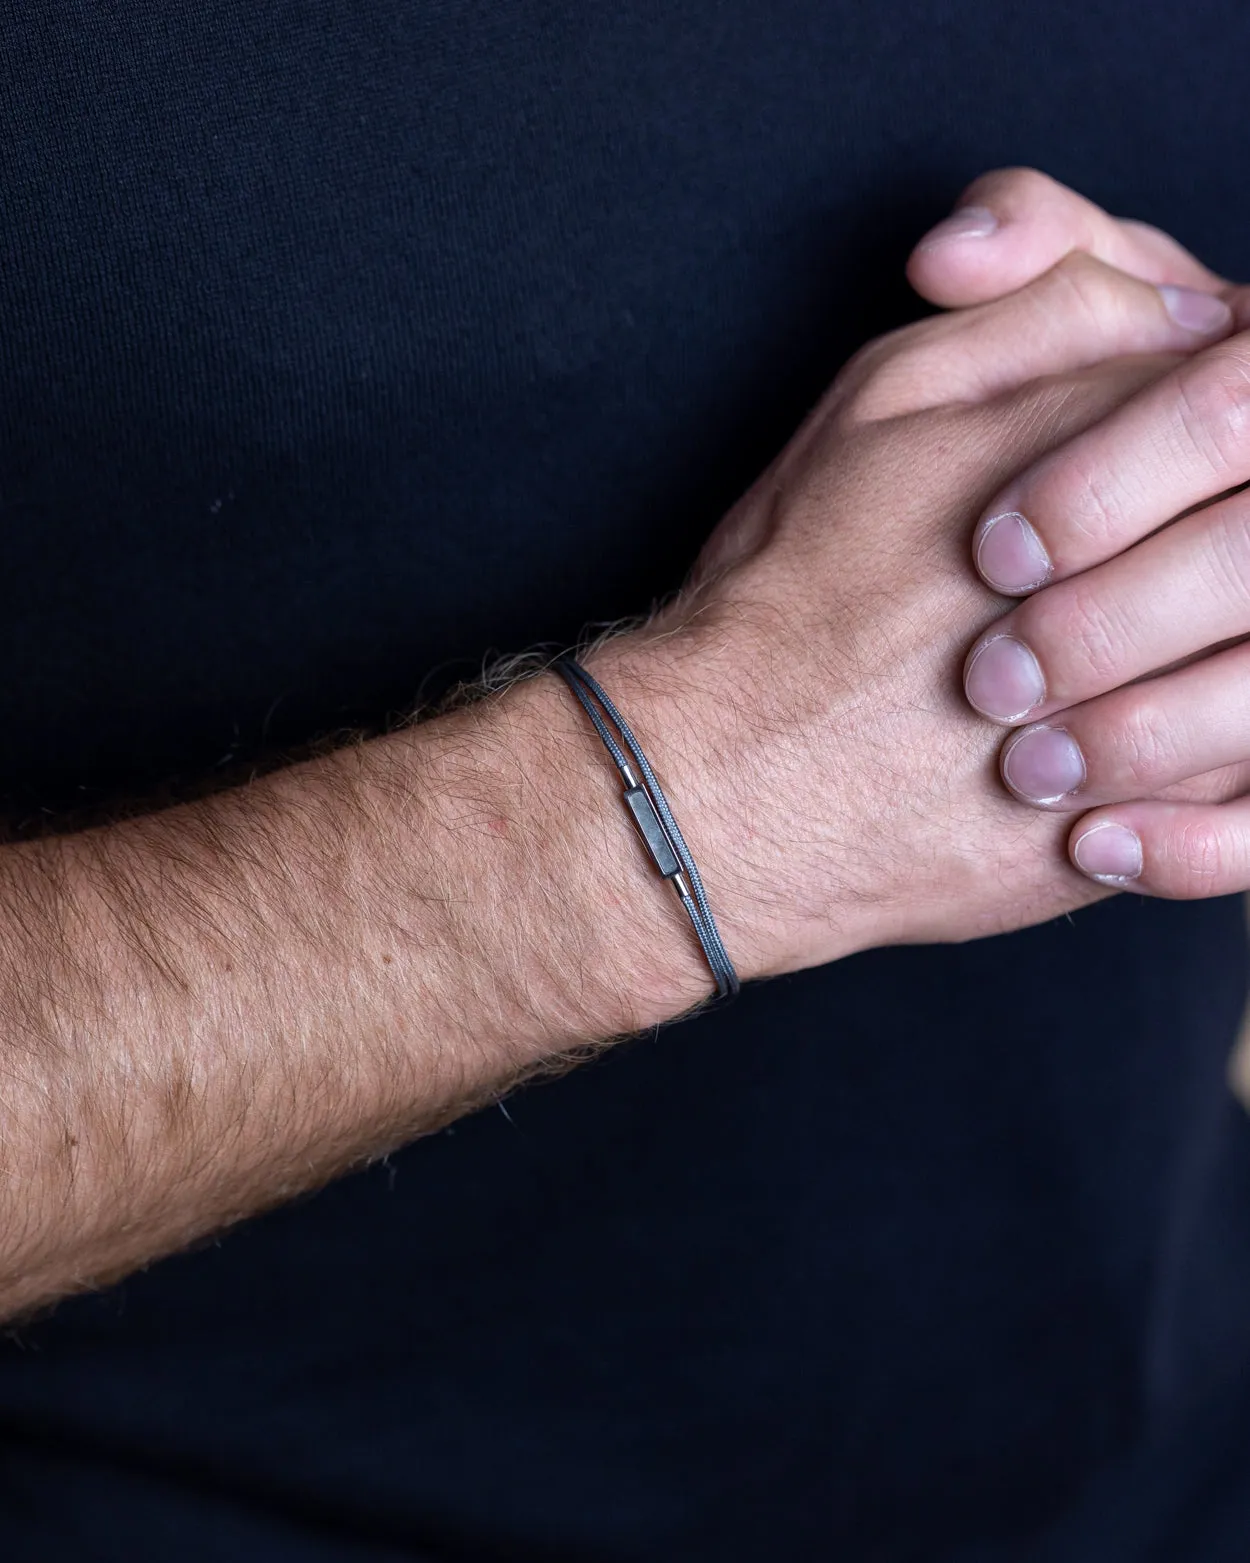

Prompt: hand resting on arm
xmin=912 ymin=169 xmax=1250 ymax=894
xmin=0 ymin=217 xmax=1225 ymax=1320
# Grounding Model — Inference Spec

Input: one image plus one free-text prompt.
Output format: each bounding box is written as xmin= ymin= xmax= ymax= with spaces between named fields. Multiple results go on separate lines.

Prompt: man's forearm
xmin=5 ymin=220 xmax=1171 ymax=1321
xmin=0 ymin=644 xmax=731 ymax=1319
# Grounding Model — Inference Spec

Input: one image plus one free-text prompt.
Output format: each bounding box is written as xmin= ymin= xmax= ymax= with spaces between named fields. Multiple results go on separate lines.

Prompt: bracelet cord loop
xmin=553 ymin=655 xmax=740 ymax=1002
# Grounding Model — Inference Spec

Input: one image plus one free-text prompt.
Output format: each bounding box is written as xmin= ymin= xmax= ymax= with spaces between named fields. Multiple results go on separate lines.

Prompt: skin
xmin=0 ymin=172 xmax=1235 ymax=1321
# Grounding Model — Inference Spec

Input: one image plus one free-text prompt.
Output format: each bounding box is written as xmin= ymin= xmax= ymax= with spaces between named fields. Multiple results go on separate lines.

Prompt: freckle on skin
xmin=381 ymin=954 xmax=393 ymax=965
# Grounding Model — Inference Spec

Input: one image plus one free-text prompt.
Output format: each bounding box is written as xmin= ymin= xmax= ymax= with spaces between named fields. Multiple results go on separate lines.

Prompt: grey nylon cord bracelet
xmin=553 ymin=655 xmax=740 ymax=1003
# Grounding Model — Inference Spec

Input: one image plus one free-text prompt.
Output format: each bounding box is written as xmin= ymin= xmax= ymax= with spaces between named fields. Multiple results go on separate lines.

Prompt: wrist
xmin=563 ymin=623 xmax=878 ymax=986
xmin=448 ymin=658 xmax=720 ymax=1040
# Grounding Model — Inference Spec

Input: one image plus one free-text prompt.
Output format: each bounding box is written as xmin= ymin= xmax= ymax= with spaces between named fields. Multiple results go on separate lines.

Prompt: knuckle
xmin=1035 ymin=446 xmax=1126 ymax=550
xmin=1038 ymin=583 xmax=1124 ymax=688
xmin=1173 ymin=350 xmax=1250 ymax=474
xmin=828 ymin=329 xmax=909 ymax=423
xmin=1050 ymin=248 xmax=1105 ymax=288
xmin=1045 ymin=252 xmax=1114 ymax=321
xmin=1175 ymin=816 xmax=1227 ymax=887
xmin=965 ymin=165 xmax=1054 ymax=209
xmin=832 ymin=319 xmax=947 ymax=425
xmin=1167 ymin=765 xmax=1250 ymax=806
xmin=1112 ymin=699 xmax=1176 ymax=786
xmin=1203 ymin=501 xmax=1250 ymax=600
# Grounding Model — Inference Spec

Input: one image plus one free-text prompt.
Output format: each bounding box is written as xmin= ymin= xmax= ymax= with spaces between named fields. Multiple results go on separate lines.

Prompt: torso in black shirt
xmin=2 ymin=4 xmax=1250 ymax=1559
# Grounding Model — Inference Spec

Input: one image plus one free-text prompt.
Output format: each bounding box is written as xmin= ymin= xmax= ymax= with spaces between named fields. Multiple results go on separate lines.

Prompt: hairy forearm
xmin=0 ymin=641 xmax=731 ymax=1319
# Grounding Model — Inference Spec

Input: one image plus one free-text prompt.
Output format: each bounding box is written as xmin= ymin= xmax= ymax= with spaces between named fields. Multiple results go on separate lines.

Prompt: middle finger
xmin=967 ymin=309 xmax=1250 ymax=597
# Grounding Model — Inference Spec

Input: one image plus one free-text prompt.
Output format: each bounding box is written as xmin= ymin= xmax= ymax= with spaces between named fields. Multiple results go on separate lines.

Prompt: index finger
xmin=970 ymin=307 xmax=1250 ymax=597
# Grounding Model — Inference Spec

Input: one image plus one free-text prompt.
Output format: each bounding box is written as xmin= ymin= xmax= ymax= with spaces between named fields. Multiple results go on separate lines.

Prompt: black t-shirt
xmin=3 ymin=3 xmax=1250 ymax=1558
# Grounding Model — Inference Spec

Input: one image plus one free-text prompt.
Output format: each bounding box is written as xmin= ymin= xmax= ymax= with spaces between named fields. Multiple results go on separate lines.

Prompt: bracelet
xmin=553 ymin=655 xmax=740 ymax=1002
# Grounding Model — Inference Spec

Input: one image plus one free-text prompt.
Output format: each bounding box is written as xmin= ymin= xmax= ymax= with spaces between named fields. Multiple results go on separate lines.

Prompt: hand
xmin=584 ymin=250 xmax=1232 ymax=980
xmin=914 ymin=173 xmax=1250 ymax=901
xmin=2 ymin=179 xmax=1227 ymax=1317
xmin=907 ymin=165 xmax=1232 ymax=314
xmin=958 ymin=309 xmax=1250 ymax=900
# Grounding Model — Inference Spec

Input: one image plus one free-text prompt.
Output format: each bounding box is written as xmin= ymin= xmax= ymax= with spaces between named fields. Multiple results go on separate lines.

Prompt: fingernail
xmin=1072 ymin=821 xmax=1143 ymax=883
xmin=1002 ymin=725 xmax=1086 ymax=805
xmin=917 ymin=205 xmax=999 ymax=249
xmin=1157 ymin=285 xmax=1232 ymax=335
xmin=964 ymin=635 xmax=1046 ymax=723
xmin=975 ymin=511 xmax=1053 ymax=594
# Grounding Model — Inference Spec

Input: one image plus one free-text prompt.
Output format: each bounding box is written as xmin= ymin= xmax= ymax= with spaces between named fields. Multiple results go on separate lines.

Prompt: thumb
xmin=906 ymin=167 xmax=1230 ymax=309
